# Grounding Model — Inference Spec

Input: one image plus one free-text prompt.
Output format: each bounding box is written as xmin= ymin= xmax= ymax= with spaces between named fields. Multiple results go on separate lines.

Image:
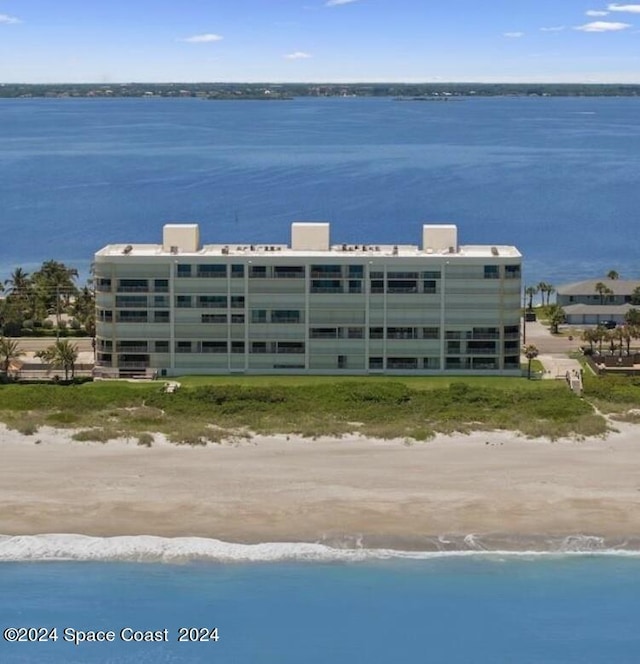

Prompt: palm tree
xmin=594 ymin=326 xmax=606 ymax=354
xmin=3 ymin=267 xmax=30 ymax=298
xmin=619 ymin=326 xmax=632 ymax=356
xmin=536 ymin=282 xmax=548 ymax=306
xmin=524 ymin=344 xmax=539 ymax=380
xmin=546 ymin=285 xmax=556 ymax=305
xmin=36 ymin=339 xmax=78 ymax=381
xmin=0 ymin=337 xmax=23 ymax=375
xmin=31 ymin=260 xmax=79 ymax=330
xmin=607 ymin=270 xmax=620 ymax=280
xmin=594 ymin=282 xmax=613 ymax=305
xmin=547 ymin=304 xmax=565 ymax=334
xmin=625 ymin=308 xmax=640 ymax=327
xmin=525 ymin=285 xmax=538 ymax=310
xmin=581 ymin=328 xmax=597 ymax=353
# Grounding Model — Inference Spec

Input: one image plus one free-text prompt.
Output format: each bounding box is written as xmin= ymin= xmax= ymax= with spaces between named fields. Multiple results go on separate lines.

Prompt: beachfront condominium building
xmin=94 ymin=222 xmax=522 ymax=377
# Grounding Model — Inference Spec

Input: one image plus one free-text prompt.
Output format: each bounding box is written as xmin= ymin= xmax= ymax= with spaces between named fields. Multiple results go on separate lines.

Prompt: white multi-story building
xmin=94 ymin=222 xmax=522 ymax=377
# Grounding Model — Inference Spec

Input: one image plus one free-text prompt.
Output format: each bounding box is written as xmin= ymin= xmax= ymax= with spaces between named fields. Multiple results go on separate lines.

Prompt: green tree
xmin=580 ymin=328 xmax=598 ymax=352
xmin=524 ymin=344 xmax=539 ymax=380
xmin=31 ymin=261 xmax=79 ymax=330
xmin=36 ymin=339 xmax=79 ymax=381
xmin=0 ymin=337 xmax=23 ymax=375
xmin=607 ymin=270 xmax=619 ymax=280
xmin=626 ymin=308 xmax=640 ymax=326
xmin=631 ymin=287 xmax=640 ymax=306
xmin=525 ymin=285 xmax=538 ymax=310
xmin=595 ymin=282 xmax=613 ymax=305
xmin=3 ymin=267 xmax=31 ymax=298
xmin=547 ymin=304 xmax=565 ymax=334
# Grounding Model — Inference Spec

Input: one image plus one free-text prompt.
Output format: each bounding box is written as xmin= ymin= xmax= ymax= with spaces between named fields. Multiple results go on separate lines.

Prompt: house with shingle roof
xmin=556 ymin=279 xmax=640 ymax=325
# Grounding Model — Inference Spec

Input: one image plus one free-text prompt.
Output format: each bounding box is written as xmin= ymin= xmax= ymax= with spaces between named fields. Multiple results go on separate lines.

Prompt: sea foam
xmin=1 ymin=534 xmax=639 ymax=563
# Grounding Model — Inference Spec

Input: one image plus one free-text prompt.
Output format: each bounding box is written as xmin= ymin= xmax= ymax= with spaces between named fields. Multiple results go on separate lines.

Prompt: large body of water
xmin=2 ymin=554 xmax=640 ymax=663
xmin=1 ymin=96 xmax=640 ymax=286
xmin=3 ymin=97 xmax=640 ymax=661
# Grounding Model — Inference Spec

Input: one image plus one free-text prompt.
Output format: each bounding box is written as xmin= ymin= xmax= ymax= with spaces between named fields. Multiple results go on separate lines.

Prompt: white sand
xmin=1 ymin=423 xmax=639 ymax=549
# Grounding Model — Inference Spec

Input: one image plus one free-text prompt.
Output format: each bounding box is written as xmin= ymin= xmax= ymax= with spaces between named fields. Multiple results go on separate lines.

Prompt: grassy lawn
xmin=0 ymin=373 xmax=620 ymax=442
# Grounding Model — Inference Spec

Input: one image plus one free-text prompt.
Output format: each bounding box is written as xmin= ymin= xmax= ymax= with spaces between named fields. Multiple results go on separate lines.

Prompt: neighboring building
xmin=557 ymin=279 xmax=640 ymax=325
xmin=94 ymin=222 xmax=522 ymax=377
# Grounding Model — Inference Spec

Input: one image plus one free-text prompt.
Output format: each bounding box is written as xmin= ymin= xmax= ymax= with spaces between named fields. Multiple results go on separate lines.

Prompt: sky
xmin=1 ymin=1 xmax=640 ymax=84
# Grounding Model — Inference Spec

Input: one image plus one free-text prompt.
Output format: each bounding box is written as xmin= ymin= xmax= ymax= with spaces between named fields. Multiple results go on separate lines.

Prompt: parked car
xmin=599 ymin=320 xmax=617 ymax=329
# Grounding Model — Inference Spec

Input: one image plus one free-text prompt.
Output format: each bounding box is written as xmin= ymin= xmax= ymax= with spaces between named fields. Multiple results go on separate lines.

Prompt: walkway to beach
xmin=523 ymin=319 xmax=584 ymax=384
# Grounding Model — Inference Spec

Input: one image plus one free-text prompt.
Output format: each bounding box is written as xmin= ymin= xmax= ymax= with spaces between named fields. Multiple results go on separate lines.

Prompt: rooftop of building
xmin=557 ymin=279 xmax=640 ymax=296
xmin=95 ymin=222 xmax=522 ymax=260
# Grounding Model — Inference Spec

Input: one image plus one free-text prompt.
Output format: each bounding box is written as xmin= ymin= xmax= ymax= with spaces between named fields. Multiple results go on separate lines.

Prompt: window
xmin=311 ymin=279 xmax=342 ymax=293
xmin=338 ymin=355 xmax=347 ymax=369
xmin=423 ymin=327 xmax=439 ymax=339
xmin=116 ymin=341 xmax=148 ymax=352
xmin=369 ymin=357 xmax=383 ymax=370
xmin=423 ymin=357 xmax=440 ymax=370
xmin=274 ymin=266 xmax=305 ymax=278
xmin=116 ymin=295 xmax=147 ymax=308
xmin=387 ymin=357 xmax=418 ymax=369
xmin=348 ymin=280 xmax=363 ymax=294
xmin=310 ymin=327 xmax=338 ymax=339
xmin=231 ymin=296 xmax=245 ymax=309
xmin=348 ymin=265 xmax=364 ymax=278
xmin=154 ymin=279 xmax=169 ymax=292
xmin=176 ymin=264 xmax=192 ymax=278
xmin=251 ymin=309 xmax=267 ymax=323
xmin=176 ymin=295 xmax=192 ymax=308
xmin=249 ymin=265 xmax=267 ymax=278
xmin=388 ymin=271 xmax=418 ymax=279
xmin=370 ymin=271 xmax=383 ymax=279
xmin=423 ymin=280 xmax=437 ymax=294
xmin=154 ymin=341 xmax=169 ymax=353
xmin=271 ymin=310 xmax=301 ymax=324
xmin=231 ymin=342 xmax=245 ymax=354
xmin=231 ymin=314 xmax=245 ymax=324
xmin=277 ymin=342 xmax=305 ymax=354
xmin=251 ymin=342 xmax=267 ymax=354
xmin=484 ymin=265 xmax=500 ymax=279
xmin=198 ymin=295 xmax=227 ymax=308
xmin=116 ymin=310 xmax=148 ymax=323
xmin=370 ymin=280 xmax=384 ymax=294
xmin=369 ymin=327 xmax=384 ymax=339
xmin=447 ymin=341 xmax=461 ymax=354
xmin=387 ymin=327 xmax=417 ymax=340
xmin=96 ymin=278 xmax=112 ymax=292
xmin=467 ymin=341 xmax=496 ymax=354
xmin=201 ymin=314 xmax=227 ymax=324
xmin=473 ymin=327 xmax=499 ymax=339
xmin=445 ymin=331 xmax=462 ymax=340
xmin=311 ymin=264 xmax=342 ymax=278
xmin=202 ymin=341 xmax=227 ymax=353
xmin=347 ymin=327 xmax=364 ymax=339
xmin=197 ymin=264 xmax=226 ymax=278
xmin=231 ymin=264 xmax=244 ymax=278
xmin=176 ymin=341 xmax=192 ymax=353
xmin=505 ymin=265 xmax=521 ymax=279
xmin=117 ymin=279 xmax=148 ymax=292
xmin=154 ymin=311 xmax=170 ymax=323
xmin=153 ymin=295 xmax=169 ymax=308
xmin=421 ymin=271 xmax=441 ymax=280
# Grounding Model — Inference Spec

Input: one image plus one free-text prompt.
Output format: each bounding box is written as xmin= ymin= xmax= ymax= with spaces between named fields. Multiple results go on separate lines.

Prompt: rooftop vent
xmin=122 ymin=245 xmax=132 ymax=255
xmin=491 ymin=246 xmax=499 ymax=256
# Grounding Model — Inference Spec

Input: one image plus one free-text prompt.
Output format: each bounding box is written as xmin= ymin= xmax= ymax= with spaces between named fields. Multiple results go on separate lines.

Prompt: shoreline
xmin=1 ymin=423 xmax=640 ymax=552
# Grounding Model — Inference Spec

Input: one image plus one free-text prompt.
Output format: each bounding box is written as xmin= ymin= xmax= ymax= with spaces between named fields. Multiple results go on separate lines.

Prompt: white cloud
xmin=0 ymin=14 xmax=21 ymax=25
xmin=285 ymin=51 xmax=312 ymax=59
xmin=586 ymin=10 xmax=609 ymax=16
xmin=503 ymin=31 xmax=524 ymax=38
xmin=575 ymin=20 xmax=632 ymax=30
xmin=540 ymin=26 xmax=565 ymax=31
xmin=180 ymin=33 xmax=223 ymax=43
xmin=325 ymin=0 xmax=359 ymax=6
xmin=608 ymin=3 xmax=640 ymax=12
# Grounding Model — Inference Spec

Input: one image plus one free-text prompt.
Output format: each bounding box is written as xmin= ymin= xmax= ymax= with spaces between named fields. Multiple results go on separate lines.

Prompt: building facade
xmin=94 ymin=222 xmax=522 ymax=377
xmin=557 ymin=279 xmax=640 ymax=325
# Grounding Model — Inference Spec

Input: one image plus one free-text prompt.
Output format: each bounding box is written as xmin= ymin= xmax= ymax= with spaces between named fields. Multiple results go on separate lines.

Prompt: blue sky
xmin=1 ymin=1 xmax=640 ymax=83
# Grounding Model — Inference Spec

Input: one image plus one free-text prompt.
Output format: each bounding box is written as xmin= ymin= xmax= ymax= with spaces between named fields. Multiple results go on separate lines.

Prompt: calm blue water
xmin=1 ymin=557 xmax=640 ymax=663
xmin=1 ymin=96 xmax=640 ymax=286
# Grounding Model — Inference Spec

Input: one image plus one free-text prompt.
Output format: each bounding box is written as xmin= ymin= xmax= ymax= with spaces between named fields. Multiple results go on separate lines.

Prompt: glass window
xmin=231 ymin=296 xmax=245 ymax=309
xmin=154 ymin=341 xmax=169 ymax=353
xmin=271 ymin=310 xmax=301 ymax=324
xmin=201 ymin=314 xmax=227 ymax=324
xmin=484 ymin=265 xmax=500 ymax=279
xmin=202 ymin=341 xmax=227 ymax=353
xmin=274 ymin=266 xmax=305 ymax=278
xmin=505 ymin=265 xmax=521 ymax=279
xmin=176 ymin=264 xmax=192 ymax=278
xmin=369 ymin=327 xmax=384 ymax=339
xmin=423 ymin=327 xmax=439 ymax=339
xmin=154 ymin=311 xmax=170 ymax=323
xmin=197 ymin=264 xmax=227 ymax=278
xmin=231 ymin=264 xmax=244 ymax=278
xmin=231 ymin=314 xmax=245 ymax=324
xmin=231 ymin=342 xmax=245 ymax=354
xmin=198 ymin=296 xmax=227 ymax=308
xmin=176 ymin=295 xmax=192 ymax=308
xmin=176 ymin=341 xmax=192 ymax=353
xmin=369 ymin=357 xmax=383 ymax=370
xmin=154 ymin=279 xmax=169 ymax=292
xmin=251 ymin=310 xmax=267 ymax=323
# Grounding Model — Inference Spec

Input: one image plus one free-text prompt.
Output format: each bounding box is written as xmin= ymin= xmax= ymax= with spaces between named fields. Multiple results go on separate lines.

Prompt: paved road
xmin=522 ymin=319 xmax=584 ymax=381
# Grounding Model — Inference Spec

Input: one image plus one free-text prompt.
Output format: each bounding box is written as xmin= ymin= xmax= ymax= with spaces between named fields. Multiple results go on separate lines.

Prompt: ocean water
xmin=1 ymin=96 xmax=640 ymax=286
xmin=2 ymin=553 xmax=640 ymax=664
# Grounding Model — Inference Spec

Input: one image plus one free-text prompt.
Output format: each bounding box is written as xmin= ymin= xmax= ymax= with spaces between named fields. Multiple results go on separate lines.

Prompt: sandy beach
xmin=1 ymin=423 xmax=640 ymax=551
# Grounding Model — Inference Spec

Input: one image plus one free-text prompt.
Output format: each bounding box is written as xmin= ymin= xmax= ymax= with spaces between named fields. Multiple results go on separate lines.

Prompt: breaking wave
xmin=1 ymin=534 xmax=640 ymax=563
